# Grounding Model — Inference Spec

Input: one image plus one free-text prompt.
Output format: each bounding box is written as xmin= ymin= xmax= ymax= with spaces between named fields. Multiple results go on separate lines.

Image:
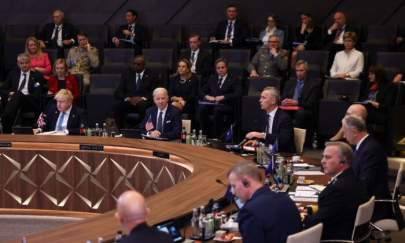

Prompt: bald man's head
xmin=346 ymin=104 xmax=367 ymax=120
xmin=115 ymin=190 xmax=149 ymax=231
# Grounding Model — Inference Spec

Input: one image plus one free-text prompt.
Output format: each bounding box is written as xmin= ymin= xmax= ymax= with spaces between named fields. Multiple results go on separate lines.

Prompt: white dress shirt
xmin=355 ymin=134 xmax=369 ymax=151
xmin=224 ymin=20 xmax=235 ymax=42
xmin=330 ymin=48 xmax=364 ymax=79
xmin=18 ymin=71 xmax=30 ymax=95
xmin=190 ymin=49 xmax=200 ymax=73
xmin=267 ymin=107 xmax=278 ymax=134
xmin=218 ymin=74 xmax=228 ymax=89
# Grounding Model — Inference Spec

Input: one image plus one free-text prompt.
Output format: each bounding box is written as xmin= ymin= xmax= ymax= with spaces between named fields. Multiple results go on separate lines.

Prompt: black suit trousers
xmin=2 ymin=92 xmax=40 ymax=133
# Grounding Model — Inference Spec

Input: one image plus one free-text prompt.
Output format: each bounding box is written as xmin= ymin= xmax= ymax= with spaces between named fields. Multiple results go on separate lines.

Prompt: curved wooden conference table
xmin=0 ymin=135 xmax=243 ymax=243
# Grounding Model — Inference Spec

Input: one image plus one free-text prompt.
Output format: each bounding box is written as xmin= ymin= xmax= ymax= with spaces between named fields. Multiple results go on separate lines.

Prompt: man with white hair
xmin=245 ymin=87 xmax=295 ymax=153
xmin=341 ymin=115 xmax=391 ymax=220
xmin=39 ymin=9 xmax=77 ymax=57
xmin=140 ymin=87 xmax=181 ymax=140
xmin=115 ymin=190 xmax=172 ymax=243
xmin=1 ymin=53 xmax=46 ymax=133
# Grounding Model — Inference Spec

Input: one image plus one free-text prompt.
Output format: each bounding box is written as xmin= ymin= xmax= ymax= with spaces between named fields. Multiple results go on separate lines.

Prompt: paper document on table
xmin=38 ymin=131 xmax=67 ymax=136
xmin=293 ymin=163 xmax=315 ymax=168
xmin=294 ymin=190 xmax=318 ymax=198
xmin=293 ymin=171 xmax=324 ymax=176
xmin=310 ymin=185 xmax=326 ymax=192
xmin=290 ymin=195 xmax=318 ymax=202
xmin=296 ymin=186 xmax=317 ymax=191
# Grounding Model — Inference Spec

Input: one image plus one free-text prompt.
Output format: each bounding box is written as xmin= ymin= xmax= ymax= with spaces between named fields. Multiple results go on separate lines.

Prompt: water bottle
xmin=197 ymin=130 xmax=203 ymax=146
xmin=181 ymin=127 xmax=187 ymax=143
xmin=114 ymin=231 xmax=123 ymax=243
xmin=312 ymin=132 xmax=318 ymax=149
xmin=191 ymin=208 xmax=200 ymax=237
xmin=95 ymin=123 xmax=100 ymax=136
xmin=191 ymin=129 xmax=197 ymax=145
xmin=102 ymin=122 xmax=108 ymax=137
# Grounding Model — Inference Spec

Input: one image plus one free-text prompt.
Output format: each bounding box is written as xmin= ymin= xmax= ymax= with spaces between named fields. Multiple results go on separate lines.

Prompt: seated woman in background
xmin=364 ymin=65 xmax=397 ymax=125
xmin=290 ymin=13 xmax=322 ymax=67
xmin=25 ymin=36 xmax=52 ymax=76
xmin=168 ymin=58 xmax=198 ymax=116
xmin=259 ymin=15 xmax=284 ymax=47
xmin=46 ymin=59 xmax=80 ymax=101
xmin=330 ymin=32 xmax=364 ymax=79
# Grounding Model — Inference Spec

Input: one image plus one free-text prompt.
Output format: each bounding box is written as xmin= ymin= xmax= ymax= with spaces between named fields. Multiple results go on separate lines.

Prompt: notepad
xmin=293 ymin=171 xmax=324 ymax=176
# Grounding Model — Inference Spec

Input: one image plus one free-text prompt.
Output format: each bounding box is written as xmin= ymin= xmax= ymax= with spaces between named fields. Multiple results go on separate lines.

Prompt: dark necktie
xmin=135 ymin=73 xmax=140 ymax=90
xmin=127 ymin=25 xmax=134 ymax=39
xmin=293 ymin=80 xmax=304 ymax=101
xmin=334 ymin=28 xmax=343 ymax=42
xmin=18 ymin=73 xmax=27 ymax=92
xmin=156 ymin=111 xmax=163 ymax=133
xmin=217 ymin=77 xmax=223 ymax=89
xmin=190 ymin=51 xmax=195 ymax=63
xmin=226 ymin=21 xmax=233 ymax=40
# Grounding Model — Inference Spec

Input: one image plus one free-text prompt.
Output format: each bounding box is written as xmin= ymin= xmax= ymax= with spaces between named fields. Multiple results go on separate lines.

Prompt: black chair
xmin=241 ymin=95 xmax=262 ymax=132
xmin=219 ymin=49 xmax=251 ymax=70
xmin=3 ymin=42 xmax=25 ymax=72
xmin=323 ymin=78 xmax=362 ymax=102
xmin=296 ymin=50 xmax=329 ymax=75
xmin=44 ymin=48 xmax=58 ymax=64
xmin=85 ymin=93 xmax=115 ymax=126
xmin=318 ymin=99 xmax=350 ymax=137
xmin=143 ymin=48 xmax=174 ymax=71
xmin=76 ymin=24 xmax=107 ymax=50
xmin=90 ymin=74 xmax=121 ymax=94
xmin=365 ymin=25 xmax=397 ymax=44
xmin=376 ymin=52 xmax=405 ymax=73
xmin=5 ymin=24 xmax=38 ymax=42
xmin=183 ymin=24 xmax=216 ymax=48
xmin=149 ymin=25 xmax=181 ymax=49
xmin=247 ymin=77 xmax=281 ymax=96
xmin=101 ymin=48 xmax=134 ymax=74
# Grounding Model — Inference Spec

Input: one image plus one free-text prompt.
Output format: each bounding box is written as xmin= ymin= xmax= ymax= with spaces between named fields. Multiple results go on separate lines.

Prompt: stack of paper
xmin=290 ymin=185 xmax=320 ymax=202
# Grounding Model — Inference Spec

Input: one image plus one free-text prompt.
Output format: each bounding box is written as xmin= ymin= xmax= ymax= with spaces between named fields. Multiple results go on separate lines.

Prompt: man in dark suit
xmin=35 ymin=89 xmax=81 ymax=135
xmin=342 ymin=115 xmax=392 ymax=220
xmin=112 ymin=9 xmax=146 ymax=56
xmin=140 ymin=87 xmax=181 ymax=140
xmin=1 ymin=53 xmax=47 ymax=133
xmin=113 ymin=55 xmax=155 ymax=129
xmin=227 ymin=162 xmax=301 ymax=243
xmin=324 ymin=11 xmax=358 ymax=68
xmin=39 ymin=9 xmax=77 ymax=57
xmin=198 ymin=58 xmax=242 ymax=138
xmin=245 ymin=87 xmax=295 ymax=153
xmin=115 ymin=190 xmax=172 ymax=243
xmin=210 ymin=5 xmax=249 ymax=48
xmin=179 ymin=34 xmax=212 ymax=78
xmin=303 ymin=141 xmax=367 ymax=240
xmin=281 ymin=60 xmax=321 ymax=130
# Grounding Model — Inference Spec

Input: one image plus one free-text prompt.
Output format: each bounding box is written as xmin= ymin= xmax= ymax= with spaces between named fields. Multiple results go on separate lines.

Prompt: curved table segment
xmin=0 ymin=135 xmax=242 ymax=243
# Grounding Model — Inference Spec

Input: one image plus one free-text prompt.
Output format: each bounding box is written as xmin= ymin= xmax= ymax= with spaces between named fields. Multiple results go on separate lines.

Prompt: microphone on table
xmin=237 ymin=138 xmax=247 ymax=147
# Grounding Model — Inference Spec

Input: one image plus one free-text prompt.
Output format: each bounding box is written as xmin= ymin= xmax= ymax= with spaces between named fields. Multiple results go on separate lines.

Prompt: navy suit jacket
xmin=212 ymin=19 xmax=249 ymax=47
xmin=120 ymin=223 xmax=172 ymax=243
xmin=261 ymin=108 xmax=295 ymax=153
xmin=238 ymin=187 xmax=302 ymax=243
xmin=39 ymin=22 xmax=77 ymax=48
xmin=43 ymin=104 xmax=82 ymax=135
xmin=114 ymin=68 xmax=155 ymax=100
xmin=4 ymin=69 xmax=47 ymax=100
xmin=141 ymin=105 xmax=181 ymax=140
xmin=353 ymin=135 xmax=392 ymax=220
xmin=304 ymin=168 xmax=367 ymax=240
xmin=200 ymin=74 xmax=242 ymax=106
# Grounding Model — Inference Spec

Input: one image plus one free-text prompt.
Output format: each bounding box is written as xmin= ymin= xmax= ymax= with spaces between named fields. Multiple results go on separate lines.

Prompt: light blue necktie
xmin=56 ymin=112 xmax=66 ymax=131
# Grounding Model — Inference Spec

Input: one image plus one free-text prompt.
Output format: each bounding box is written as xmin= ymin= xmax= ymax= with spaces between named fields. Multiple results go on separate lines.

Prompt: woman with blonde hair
xmin=25 ymin=36 xmax=52 ymax=76
xmin=45 ymin=58 xmax=79 ymax=101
